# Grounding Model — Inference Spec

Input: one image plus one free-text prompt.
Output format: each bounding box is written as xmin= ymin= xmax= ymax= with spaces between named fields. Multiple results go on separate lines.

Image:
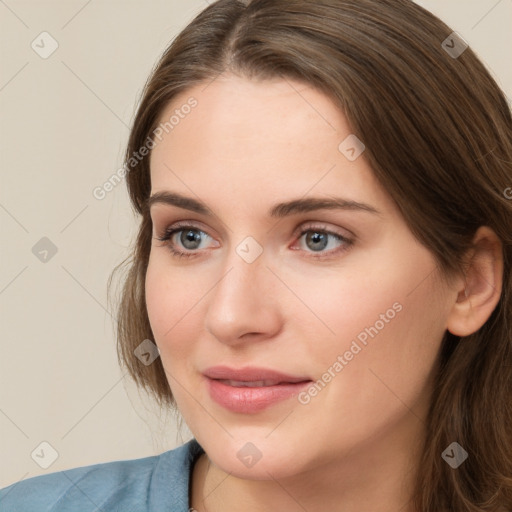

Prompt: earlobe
xmin=446 ymin=226 xmax=503 ymax=337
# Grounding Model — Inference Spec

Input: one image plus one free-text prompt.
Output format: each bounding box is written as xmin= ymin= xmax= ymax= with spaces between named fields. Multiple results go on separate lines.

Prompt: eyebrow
xmin=147 ymin=191 xmax=381 ymax=218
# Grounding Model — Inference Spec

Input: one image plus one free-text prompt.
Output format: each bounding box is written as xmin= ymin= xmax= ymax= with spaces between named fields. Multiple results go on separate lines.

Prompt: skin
xmin=145 ymin=74 xmax=503 ymax=512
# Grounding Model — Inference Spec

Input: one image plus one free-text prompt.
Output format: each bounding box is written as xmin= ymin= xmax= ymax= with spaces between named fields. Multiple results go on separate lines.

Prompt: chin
xmin=195 ymin=429 xmax=311 ymax=480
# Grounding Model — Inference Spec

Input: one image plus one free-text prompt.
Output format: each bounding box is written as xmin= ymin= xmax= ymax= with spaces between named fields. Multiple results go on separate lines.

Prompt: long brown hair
xmin=107 ymin=0 xmax=512 ymax=510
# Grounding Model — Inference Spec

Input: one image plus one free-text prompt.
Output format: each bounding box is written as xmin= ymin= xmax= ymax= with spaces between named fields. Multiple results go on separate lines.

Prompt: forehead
xmin=148 ymin=74 xmax=392 ymax=216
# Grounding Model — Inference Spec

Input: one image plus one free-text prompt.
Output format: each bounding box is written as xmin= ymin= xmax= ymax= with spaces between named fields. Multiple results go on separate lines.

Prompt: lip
xmin=203 ymin=365 xmax=313 ymax=414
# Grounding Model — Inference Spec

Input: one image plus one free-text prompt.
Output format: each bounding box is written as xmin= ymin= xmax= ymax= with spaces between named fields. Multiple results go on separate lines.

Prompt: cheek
xmin=299 ymin=262 xmax=448 ymax=435
xmin=285 ymin=263 xmax=409 ymax=364
xmin=293 ymin=246 xmax=448 ymax=396
xmin=144 ymin=254 xmax=204 ymax=358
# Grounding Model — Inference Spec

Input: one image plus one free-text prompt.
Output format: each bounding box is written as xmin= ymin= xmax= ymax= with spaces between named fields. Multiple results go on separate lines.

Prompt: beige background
xmin=1 ymin=0 xmax=511 ymax=488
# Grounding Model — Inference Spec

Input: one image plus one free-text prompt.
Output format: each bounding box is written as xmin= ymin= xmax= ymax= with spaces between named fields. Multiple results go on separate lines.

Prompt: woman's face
xmin=146 ymin=74 xmax=456 ymax=479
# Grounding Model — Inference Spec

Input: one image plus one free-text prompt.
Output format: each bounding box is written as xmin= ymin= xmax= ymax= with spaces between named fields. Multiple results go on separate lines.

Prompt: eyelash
xmin=154 ymin=221 xmax=354 ymax=261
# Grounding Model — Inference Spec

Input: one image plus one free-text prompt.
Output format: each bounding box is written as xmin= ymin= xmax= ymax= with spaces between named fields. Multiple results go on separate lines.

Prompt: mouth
xmin=203 ymin=366 xmax=313 ymax=414
xmin=203 ymin=365 xmax=311 ymax=383
xmin=215 ymin=379 xmax=310 ymax=387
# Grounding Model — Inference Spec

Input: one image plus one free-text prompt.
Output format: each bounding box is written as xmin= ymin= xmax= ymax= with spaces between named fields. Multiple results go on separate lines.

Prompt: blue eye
xmin=154 ymin=223 xmax=354 ymax=260
xmin=156 ymin=225 xmax=213 ymax=259
xmin=299 ymin=230 xmax=343 ymax=252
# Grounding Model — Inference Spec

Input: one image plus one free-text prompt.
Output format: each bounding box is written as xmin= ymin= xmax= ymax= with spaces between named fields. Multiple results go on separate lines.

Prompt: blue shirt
xmin=0 ymin=438 xmax=204 ymax=512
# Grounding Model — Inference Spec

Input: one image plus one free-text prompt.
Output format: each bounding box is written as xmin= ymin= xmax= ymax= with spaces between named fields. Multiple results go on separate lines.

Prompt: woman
xmin=1 ymin=0 xmax=511 ymax=511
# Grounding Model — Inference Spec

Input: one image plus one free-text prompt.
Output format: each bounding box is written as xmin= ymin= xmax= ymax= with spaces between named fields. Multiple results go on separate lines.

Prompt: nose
xmin=204 ymin=249 xmax=283 ymax=346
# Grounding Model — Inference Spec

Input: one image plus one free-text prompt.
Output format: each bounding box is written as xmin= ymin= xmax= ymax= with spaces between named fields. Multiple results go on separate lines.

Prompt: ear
xmin=446 ymin=226 xmax=504 ymax=337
